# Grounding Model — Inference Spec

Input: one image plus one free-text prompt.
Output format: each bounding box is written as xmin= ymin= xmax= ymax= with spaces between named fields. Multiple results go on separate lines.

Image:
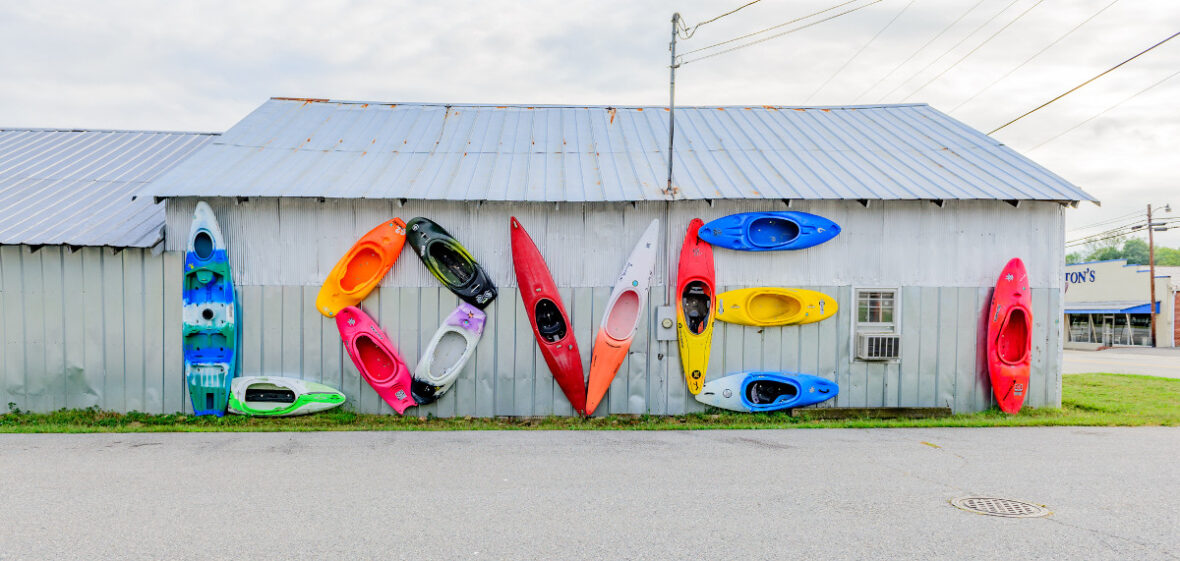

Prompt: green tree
xmin=1066 ymin=252 xmax=1083 ymax=264
xmin=1088 ymin=246 xmax=1123 ymax=261
xmin=1122 ymin=238 xmax=1150 ymax=265
xmin=1155 ymin=246 xmax=1180 ymax=266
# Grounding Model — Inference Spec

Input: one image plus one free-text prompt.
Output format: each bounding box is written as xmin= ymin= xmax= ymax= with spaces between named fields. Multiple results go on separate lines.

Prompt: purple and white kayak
xmin=410 ymin=302 xmax=487 ymax=404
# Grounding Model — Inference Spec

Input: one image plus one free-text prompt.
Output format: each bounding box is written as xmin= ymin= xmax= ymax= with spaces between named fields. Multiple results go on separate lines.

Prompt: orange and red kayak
xmin=510 ymin=217 xmax=587 ymax=415
xmin=585 ymin=219 xmax=660 ymax=415
xmin=315 ymin=218 xmax=406 ymax=317
xmin=986 ymin=258 xmax=1032 ymax=414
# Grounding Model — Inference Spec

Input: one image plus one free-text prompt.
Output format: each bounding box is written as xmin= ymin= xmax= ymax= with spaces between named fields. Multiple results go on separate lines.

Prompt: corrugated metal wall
xmin=2 ymin=198 xmax=1065 ymax=415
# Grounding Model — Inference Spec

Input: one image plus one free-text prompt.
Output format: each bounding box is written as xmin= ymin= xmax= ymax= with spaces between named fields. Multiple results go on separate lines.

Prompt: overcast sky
xmin=1 ymin=0 xmax=1177 ymax=246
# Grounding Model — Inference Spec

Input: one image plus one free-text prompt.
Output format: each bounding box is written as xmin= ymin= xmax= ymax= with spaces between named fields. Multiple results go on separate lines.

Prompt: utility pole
xmin=667 ymin=13 xmax=679 ymax=194
xmin=1148 ymin=204 xmax=1157 ymax=347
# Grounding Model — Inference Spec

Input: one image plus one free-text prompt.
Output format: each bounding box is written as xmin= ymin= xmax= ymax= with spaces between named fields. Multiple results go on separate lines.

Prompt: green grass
xmin=1 ymin=373 xmax=1176 ymax=433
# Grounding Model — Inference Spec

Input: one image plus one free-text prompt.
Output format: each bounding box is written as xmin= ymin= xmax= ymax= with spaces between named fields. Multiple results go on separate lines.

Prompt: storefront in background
xmin=1065 ymin=259 xmax=1178 ymax=347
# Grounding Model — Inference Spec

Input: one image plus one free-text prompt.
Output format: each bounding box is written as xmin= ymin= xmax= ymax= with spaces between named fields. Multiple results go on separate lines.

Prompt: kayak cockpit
xmin=340 ymin=246 xmax=382 ymax=292
xmin=535 ymin=299 xmax=567 ymax=343
xmin=749 ymin=292 xmax=801 ymax=323
xmin=745 ymin=379 xmax=799 ymax=405
xmin=193 ymin=230 xmax=215 ymax=260
xmin=356 ymin=334 xmax=398 ymax=383
xmin=428 ymin=241 xmax=475 ymax=287
xmin=244 ymin=385 xmax=297 ymax=404
xmin=682 ymin=281 xmax=711 ymax=334
xmin=997 ymin=307 xmax=1030 ymax=364
xmin=747 ymin=217 xmax=800 ymax=248
xmin=605 ymin=290 xmax=641 ymax=340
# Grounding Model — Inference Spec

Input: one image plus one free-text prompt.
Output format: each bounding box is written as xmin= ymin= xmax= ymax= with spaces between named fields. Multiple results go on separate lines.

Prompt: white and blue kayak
xmin=183 ymin=202 xmax=238 ymax=416
xmin=698 ymin=211 xmax=840 ymax=251
xmin=695 ymin=371 xmax=838 ymax=412
xmin=228 ymin=376 xmax=346 ymax=417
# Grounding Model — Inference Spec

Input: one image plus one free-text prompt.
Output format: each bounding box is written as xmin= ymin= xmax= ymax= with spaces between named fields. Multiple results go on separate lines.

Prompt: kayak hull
xmin=411 ymin=302 xmax=486 ymax=405
xmin=586 ymin=219 xmax=660 ymax=415
xmin=696 ymin=371 xmax=838 ymax=412
xmin=675 ymin=218 xmax=715 ymax=395
xmin=986 ymin=258 xmax=1032 ymax=414
xmin=336 ymin=306 xmax=417 ymax=415
xmin=406 ymin=217 xmax=497 ymax=309
xmin=510 ymin=217 xmax=587 ymax=415
xmin=698 ymin=211 xmax=840 ymax=251
xmin=228 ymin=376 xmax=346 ymax=417
xmin=715 ymin=287 xmax=837 ymax=327
xmin=315 ymin=218 xmax=406 ymax=317
xmin=183 ymin=201 xmax=238 ymax=417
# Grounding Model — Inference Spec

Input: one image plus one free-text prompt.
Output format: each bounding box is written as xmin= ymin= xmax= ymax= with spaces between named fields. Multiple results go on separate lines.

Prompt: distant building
xmin=1064 ymin=259 xmax=1177 ymax=348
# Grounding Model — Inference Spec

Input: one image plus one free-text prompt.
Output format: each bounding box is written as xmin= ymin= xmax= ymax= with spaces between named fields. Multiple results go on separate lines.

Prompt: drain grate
xmin=951 ymin=497 xmax=1050 ymax=518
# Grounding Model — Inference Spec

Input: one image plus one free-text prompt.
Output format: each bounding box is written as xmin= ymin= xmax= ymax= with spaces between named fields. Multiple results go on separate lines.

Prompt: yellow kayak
xmin=715 ymin=287 xmax=837 ymax=327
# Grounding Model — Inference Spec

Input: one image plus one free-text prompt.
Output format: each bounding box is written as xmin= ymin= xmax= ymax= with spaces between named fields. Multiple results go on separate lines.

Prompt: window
xmin=856 ymin=289 xmax=897 ymax=332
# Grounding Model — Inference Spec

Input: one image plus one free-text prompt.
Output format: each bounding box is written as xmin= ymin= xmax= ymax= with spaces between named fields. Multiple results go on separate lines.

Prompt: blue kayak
xmin=695 ymin=371 xmax=838 ymax=412
xmin=698 ymin=211 xmax=840 ymax=251
xmin=183 ymin=202 xmax=238 ymax=416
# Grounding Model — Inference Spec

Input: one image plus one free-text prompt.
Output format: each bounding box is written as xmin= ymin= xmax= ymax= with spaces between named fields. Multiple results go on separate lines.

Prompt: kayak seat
xmin=682 ymin=281 xmax=711 ymax=334
xmin=746 ymin=380 xmax=798 ymax=405
xmin=534 ymin=299 xmax=567 ymax=343
xmin=747 ymin=217 xmax=800 ymax=248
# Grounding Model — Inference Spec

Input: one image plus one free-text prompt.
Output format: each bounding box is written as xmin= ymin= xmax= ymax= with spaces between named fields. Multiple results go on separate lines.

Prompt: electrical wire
xmin=1069 ymin=209 xmax=1147 ymax=232
xmin=680 ymin=0 xmax=884 ymax=65
xmin=679 ymin=0 xmax=864 ymax=57
xmin=855 ymin=0 xmax=987 ymax=100
xmin=877 ymin=0 xmax=1022 ymax=101
xmin=951 ymin=0 xmax=1123 ymax=113
xmin=902 ymin=0 xmax=1046 ymax=101
xmin=678 ymin=0 xmax=765 ymax=39
xmin=1030 ymin=68 xmax=1180 ymax=150
xmin=805 ymin=0 xmax=919 ymax=104
xmin=989 ymin=31 xmax=1180 ymax=134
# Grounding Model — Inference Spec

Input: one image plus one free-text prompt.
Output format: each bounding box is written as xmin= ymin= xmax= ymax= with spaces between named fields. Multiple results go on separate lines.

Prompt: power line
xmin=989 ymin=31 xmax=1180 ymax=134
xmin=680 ymin=0 xmax=884 ymax=65
xmin=855 ymin=0 xmax=987 ymax=100
xmin=877 ymin=0 xmax=1022 ymax=102
xmin=805 ymin=0 xmax=919 ymax=104
xmin=1030 ymin=68 xmax=1180 ymax=150
xmin=678 ymin=0 xmax=864 ymax=58
xmin=677 ymin=0 xmax=765 ymax=39
xmin=902 ymin=0 xmax=1046 ymax=101
xmin=1069 ymin=209 xmax=1148 ymax=232
xmin=951 ymin=0 xmax=1123 ymax=113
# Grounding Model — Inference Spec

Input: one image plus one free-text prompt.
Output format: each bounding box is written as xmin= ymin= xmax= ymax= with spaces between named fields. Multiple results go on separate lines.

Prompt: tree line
xmin=1066 ymin=238 xmax=1180 ymax=265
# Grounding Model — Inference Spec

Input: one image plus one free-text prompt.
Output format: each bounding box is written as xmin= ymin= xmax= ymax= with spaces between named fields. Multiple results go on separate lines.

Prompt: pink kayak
xmin=335 ymin=306 xmax=416 ymax=414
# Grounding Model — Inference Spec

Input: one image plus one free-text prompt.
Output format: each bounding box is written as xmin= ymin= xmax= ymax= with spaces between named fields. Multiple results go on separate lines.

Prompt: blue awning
xmin=1066 ymin=302 xmax=1160 ymax=314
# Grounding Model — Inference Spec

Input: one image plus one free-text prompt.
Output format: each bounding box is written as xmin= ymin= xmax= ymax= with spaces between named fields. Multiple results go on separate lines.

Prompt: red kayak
xmin=510 ymin=217 xmax=587 ymax=415
xmin=676 ymin=218 xmax=715 ymax=395
xmin=335 ymin=306 xmax=416 ymax=415
xmin=986 ymin=258 xmax=1032 ymax=414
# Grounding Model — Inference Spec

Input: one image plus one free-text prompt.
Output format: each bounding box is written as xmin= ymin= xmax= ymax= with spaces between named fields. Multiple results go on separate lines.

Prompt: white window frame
xmin=851 ymin=287 xmax=901 ymax=362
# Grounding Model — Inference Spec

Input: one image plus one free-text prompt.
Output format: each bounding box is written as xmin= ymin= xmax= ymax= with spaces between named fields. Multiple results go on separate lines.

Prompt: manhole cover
xmin=950 ymin=497 xmax=1050 ymax=518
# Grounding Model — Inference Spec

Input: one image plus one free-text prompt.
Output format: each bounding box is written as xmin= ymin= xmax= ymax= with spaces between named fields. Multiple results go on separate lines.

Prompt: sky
xmin=1 ymin=0 xmax=1177 ymax=247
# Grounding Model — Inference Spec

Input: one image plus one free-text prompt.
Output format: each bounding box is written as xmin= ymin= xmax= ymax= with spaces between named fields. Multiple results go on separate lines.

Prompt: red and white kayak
xmin=986 ymin=258 xmax=1032 ymax=414
xmin=585 ymin=219 xmax=660 ymax=415
xmin=335 ymin=306 xmax=416 ymax=414
xmin=675 ymin=218 xmax=715 ymax=395
xmin=510 ymin=217 xmax=587 ymax=415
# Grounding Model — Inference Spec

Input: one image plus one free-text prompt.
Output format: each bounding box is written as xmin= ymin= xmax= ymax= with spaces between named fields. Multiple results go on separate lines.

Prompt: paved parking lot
xmin=1064 ymin=347 xmax=1180 ymax=379
xmin=1 ymin=428 xmax=1177 ymax=560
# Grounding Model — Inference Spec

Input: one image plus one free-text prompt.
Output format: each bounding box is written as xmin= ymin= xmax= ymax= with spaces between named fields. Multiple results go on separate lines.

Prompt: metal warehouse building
xmin=3 ymin=99 xmax=1094 ymax=416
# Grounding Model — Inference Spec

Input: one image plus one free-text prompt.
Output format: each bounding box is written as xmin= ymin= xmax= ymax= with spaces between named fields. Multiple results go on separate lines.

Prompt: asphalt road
xmin=2 ymin=428 xmax=1177 ymax=560
xmin=1064 ymin=347 xmax=1180 ymax=379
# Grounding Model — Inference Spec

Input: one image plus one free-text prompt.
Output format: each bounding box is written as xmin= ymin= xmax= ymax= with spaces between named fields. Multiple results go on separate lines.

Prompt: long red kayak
xmin=510 ymin=217 xmax=587 ymax=415
xmin=676 ymin=218 xmax=715 ymax=395
xmin=986 ymin=258 xmax=1032 ymax=414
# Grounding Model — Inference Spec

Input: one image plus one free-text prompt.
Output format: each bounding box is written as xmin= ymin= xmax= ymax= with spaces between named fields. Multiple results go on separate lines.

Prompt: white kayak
xmin=227 ymin=376 xmax=346 ymax=417
xmin=411 ymin=302 xmax=487 ymax=404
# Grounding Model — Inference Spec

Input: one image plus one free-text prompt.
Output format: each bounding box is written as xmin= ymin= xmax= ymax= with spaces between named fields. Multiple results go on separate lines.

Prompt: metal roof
xmin=139 ymin=98 xmax=1094 ymax=203
xmin=0 ymin=128 xmax=215 ymax=247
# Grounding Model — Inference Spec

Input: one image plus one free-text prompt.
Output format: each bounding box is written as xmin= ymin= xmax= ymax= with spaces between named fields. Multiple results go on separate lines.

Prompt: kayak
xmin=406 ymin=217 xmax=497 ymax=309
xmin=315 ymin=218 xmax=406 ymax=317
xmin=510 ymin=217 xmax=587 ymax=415
xmin=183 ymin=201 xmax=238 ymax=416
xmin=411 ymin=302 xmax=486 ymax=405
xmin=228 ymin=376 xmax=346 ymax=417
xmin=987 ymin=258 xmax=1032 ymax=414
xmin=675 ymin=218 xmax=715 ymax=395
xmin=695 ymin=371 xmax=838 ymax=412
xmin=585 ymin=219 xmax=660 ymax=415
xmin=335 ymin=306 xmax=417 ymax=414
xmin=715 ymin=287 xmax=837 ymax=327
xmin=698 ymin=211 xmax=840 ymax=251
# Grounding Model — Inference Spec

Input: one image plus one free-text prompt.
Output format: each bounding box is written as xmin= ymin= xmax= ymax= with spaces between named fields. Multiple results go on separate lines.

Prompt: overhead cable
xmin=877 ymin=0 xmax=1022 ymax=101
xmin=679 ymin=0 xmax=864 ymax=58
xmin=989 ymin=31 xmax=1180 ymax=134
xmin=678 ymin=0 xmax=765 ymax=39
xmin=805 ymin=0 xmax=919 ymax=104
xmin=855 ymin=0 xmax=988 ymax=100
xmin=951 ymin=0 xmax=1123 ymax=112
xmin=903 ymin=0 xmax=1047 ymax=101
xmin=1030 ymin=68 xmax=1180 ymax=150
xmin=681 ymin=0 xmax=884 ymax=65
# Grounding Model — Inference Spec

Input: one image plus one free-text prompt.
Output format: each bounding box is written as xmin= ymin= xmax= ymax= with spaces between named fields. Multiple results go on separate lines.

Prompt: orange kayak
xmin=315 ymin=218 xmax=407 ymax=317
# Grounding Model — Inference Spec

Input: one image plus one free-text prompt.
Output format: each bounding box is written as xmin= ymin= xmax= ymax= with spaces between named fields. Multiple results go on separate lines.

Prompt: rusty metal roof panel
xmin=0 ymin=128 xmax=215 ymax=247
xmin=138 ymin=98 xmax=1094 ymax=203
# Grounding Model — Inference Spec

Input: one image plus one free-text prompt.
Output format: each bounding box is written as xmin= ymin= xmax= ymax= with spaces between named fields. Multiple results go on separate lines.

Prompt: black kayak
xmin=406 ymin=217 xmax=498 ymax=309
